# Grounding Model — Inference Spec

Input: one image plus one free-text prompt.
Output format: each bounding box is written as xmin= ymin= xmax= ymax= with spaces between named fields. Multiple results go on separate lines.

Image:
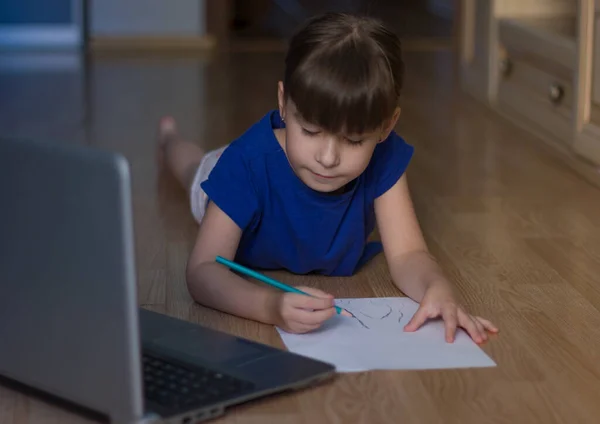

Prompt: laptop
xmin=0 ymin=138 xmax=336 ymax=424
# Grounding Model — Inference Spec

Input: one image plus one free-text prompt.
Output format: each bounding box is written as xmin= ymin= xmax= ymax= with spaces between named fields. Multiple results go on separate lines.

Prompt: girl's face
xmin=277 ymin=82 xmax=399 ymax=194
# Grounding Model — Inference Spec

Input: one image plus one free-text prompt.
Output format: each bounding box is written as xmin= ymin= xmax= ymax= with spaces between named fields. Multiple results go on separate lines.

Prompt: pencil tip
xmin=341 ymin=309 xmax=353 ymax=317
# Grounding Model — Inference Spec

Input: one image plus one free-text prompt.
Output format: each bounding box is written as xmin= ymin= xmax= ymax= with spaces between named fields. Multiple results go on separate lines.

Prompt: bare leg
xmin=157 ymin=116 xmax=205 ymax=193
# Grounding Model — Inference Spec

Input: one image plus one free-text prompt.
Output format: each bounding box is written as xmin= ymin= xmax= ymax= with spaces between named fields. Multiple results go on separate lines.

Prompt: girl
xmin=158 ymin=12 xmax=498 ymax=342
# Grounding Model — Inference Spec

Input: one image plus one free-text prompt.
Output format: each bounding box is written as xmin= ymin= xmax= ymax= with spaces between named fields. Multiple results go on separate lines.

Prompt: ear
xmin=378 ymin=107 xmax=401 ymax=142
xmin=277 ymin=81 xmax=286 ymax=120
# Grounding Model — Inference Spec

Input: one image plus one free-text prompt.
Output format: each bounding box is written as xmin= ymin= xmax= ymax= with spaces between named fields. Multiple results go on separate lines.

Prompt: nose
xmin=316 ymin=137 xmax=340 ymax=169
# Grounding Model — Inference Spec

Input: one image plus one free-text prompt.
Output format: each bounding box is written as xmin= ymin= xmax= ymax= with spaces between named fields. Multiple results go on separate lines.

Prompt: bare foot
xmin=157 ymin=116 xmax=178 ymax=167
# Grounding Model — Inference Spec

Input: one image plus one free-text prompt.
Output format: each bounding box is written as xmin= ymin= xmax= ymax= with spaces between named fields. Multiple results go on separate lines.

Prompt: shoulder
xmin=200 ymin=110 xmax=282 ymax=230
xmin=220 ymin=109 xmax=284 ymax=164
xmin=371 ymin=131 xmax=414 ymax=166
xmin=366 ymin=131 xmax=414 ymax=198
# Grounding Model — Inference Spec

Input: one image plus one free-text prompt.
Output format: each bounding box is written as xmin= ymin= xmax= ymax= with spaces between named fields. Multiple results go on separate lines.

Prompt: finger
xmin=286 ymin=291 xmax=334 ymax=311
xmin=290 ymin=305 xmax=337 ymax=325
xmin=295 ymin=323 xmax=321 ymax=333
xmin=458 ymin=311 xmax=483 ymax=344
xmin=296 ymin=286 xmax=334 ymax=299
xmin=284 ymin=322 xmax=320 ymax=334
xmin=476 ymin=317 xmax=499 ymax=333
xmin=404 ymin=305 xmax=433 ymax=332
xmin=442 ymin=308 xmax=458 ymax=343
xmin=473 ymin=318 xmax=487 ymax=341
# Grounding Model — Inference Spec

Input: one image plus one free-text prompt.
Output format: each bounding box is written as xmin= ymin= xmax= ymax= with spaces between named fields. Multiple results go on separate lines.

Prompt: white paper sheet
xmin=276 ymin=297 xmax=496 ymax=372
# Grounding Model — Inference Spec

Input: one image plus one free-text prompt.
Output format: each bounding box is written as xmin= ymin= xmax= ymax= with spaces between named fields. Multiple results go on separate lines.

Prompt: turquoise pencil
xmin=215 ymin=256 xmax=352 ymax=317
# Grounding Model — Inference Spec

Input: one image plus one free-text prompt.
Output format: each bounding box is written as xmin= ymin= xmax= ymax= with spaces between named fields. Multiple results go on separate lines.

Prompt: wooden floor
xmin=2 ymin=46 xmax=600 ymax=424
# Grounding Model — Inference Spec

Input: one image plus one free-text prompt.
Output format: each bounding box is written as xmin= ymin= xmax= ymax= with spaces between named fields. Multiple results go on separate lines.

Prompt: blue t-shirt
xmin=201 ymin=110 xmax=414 ymax=276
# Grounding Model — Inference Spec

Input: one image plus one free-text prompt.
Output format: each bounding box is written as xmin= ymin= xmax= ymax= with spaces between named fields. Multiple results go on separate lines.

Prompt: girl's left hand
xmin=403 ymin=281 xmax=499 ymax=343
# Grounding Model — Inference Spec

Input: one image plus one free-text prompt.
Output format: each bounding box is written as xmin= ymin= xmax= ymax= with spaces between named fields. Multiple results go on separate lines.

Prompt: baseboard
xmin=0 ymin=25 xmax=82 ymax=49
xmin=89 ymin=34 xmax=217 ymax=53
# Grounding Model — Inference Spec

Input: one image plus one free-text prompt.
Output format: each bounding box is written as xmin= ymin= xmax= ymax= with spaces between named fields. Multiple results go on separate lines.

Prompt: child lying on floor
xmin=157 ymin=12 xmax=498 ymax=342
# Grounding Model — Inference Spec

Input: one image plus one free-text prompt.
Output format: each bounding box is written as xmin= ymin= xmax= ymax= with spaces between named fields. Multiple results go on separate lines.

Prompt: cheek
xmin=285 ymin=130 xmax=311 ymax=161
xmin=344 ymin=146 xmax=375 ymax=172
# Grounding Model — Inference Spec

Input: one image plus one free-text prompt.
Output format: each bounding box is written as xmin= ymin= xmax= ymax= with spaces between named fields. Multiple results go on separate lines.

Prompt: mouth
xmin=311 ymin=171 xmax=336 ymax=179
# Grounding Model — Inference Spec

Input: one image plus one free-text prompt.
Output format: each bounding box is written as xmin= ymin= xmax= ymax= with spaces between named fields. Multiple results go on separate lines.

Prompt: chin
xmin=302 ymin=175 xmax=347 ymax=193
xmin=312 ymin=183 xmax=343 ymax=193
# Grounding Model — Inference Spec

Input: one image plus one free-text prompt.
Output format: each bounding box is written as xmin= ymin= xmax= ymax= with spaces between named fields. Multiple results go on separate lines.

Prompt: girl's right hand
xmin=272 ymin=286 xmax=337 ymax=334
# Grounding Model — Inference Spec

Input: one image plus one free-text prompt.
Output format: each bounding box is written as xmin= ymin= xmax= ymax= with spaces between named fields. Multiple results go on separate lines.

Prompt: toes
xmin=158 ymin=116 xmax=178 ymax=142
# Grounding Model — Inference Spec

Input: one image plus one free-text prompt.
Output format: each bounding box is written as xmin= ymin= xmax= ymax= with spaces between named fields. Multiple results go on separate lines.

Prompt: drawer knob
xmin=548 ymin=83 xmax=564 ymax=104
xmin=500 ymin=58 xmax=512 ymax=76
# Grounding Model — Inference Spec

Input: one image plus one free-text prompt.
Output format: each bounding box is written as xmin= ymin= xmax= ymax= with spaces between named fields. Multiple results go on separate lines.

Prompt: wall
xmin=90 ymin=0 xmax=206 ymax=37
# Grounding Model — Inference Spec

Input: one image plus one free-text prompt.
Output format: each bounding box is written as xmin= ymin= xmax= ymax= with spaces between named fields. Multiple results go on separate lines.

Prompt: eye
xmin=302 ymin=128 xmax=320 ymax=136
xmin=347 ymin=138 xmax=365 ymax=146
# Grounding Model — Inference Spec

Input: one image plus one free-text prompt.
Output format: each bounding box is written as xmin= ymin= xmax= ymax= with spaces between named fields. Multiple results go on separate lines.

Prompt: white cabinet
xmin=459 ymin=0 xmax=498 ymax=103
xmin=573 ymin=0 xmax=600 ymax=166
xmin=497 ymin=13 xmax=577 ymax=147
xmin=460 ymin=0 xmax=600 ymax=169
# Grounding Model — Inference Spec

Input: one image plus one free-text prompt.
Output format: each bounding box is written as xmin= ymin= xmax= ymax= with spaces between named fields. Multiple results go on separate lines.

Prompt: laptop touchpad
xmin=140 ymin=309 xmax=279 ymax=366
xmin=153 ymin=332 xmax=266 ymax=363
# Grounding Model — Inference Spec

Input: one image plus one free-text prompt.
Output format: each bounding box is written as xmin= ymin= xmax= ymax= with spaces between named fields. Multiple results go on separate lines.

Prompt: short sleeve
xmin=369 ymin=132 xmax=414 ymax=198
xmin=200 ymin=146 xmax=260 ymax=231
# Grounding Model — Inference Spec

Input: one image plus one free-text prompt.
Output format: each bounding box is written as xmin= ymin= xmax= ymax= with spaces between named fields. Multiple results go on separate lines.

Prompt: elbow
xmin=185 ymin=260 xmax=197 ymax=288
xmin=185 ymin=259 xmax=209 ymax=296
xmin=185 ymin=260 xmax=197 ymax=300
xmin=185 ymin=257 xmax=221 ymax=298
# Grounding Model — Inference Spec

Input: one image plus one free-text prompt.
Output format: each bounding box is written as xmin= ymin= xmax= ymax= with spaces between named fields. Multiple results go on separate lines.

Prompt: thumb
xmin=404 ymin=305 xmax=430 ymax=332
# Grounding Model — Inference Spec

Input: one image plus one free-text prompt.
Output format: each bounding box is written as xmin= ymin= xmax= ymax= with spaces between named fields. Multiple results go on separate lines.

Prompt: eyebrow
xmin=292 ymin=109 xmax=375 ymax=138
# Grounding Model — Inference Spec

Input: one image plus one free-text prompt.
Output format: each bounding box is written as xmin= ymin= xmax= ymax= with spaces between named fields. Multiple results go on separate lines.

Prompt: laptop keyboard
xmin=142 ymin=353 xmax=255 ymax=410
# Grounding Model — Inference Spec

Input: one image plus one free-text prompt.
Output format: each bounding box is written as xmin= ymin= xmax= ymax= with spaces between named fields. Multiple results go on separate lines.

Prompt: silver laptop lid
xmin=0 ymin=139 xmax=144 ymax=423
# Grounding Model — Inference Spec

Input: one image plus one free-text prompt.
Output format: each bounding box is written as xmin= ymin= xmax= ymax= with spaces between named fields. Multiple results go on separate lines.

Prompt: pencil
xmin=215 ymin=255 xmax=352 ymax=317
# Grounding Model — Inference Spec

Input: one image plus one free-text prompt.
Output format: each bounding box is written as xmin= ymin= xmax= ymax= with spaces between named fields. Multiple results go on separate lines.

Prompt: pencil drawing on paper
xmin=276 ymin=297 xmax=498 ymax=372
xmin=358 ymin=302 xmax=392 ymax=319
xmin=347 ymin=310 xmax=369 ymax=329
xmin=337 ymin=298 xmax=406 ymax=330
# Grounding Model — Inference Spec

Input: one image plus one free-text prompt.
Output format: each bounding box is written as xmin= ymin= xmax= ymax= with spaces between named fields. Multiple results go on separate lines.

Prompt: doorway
xmin=225 ymin=0 xmax=455 ymax=42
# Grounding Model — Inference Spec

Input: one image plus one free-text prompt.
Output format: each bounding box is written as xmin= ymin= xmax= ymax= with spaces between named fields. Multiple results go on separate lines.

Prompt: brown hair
xmin=283 ymin=12 xmax=404 ymax=135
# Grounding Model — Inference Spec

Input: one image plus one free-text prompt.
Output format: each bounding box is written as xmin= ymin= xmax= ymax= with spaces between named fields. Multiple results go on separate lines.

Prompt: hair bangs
xmin=285 ymin=39 xmax=398 ymax=136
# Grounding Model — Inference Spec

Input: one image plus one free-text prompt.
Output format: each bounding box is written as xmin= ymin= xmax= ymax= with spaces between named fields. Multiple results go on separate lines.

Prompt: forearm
xmin=186 ymin=262 xmax=279 ymax=325
xmin=387 ymin=250 xmax=453 ymax=302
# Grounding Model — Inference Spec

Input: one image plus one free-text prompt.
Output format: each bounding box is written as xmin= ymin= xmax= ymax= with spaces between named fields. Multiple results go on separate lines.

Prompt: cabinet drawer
xmin=498 ymin=17 xmax=577 ymax=73
xmin=496 ymin=56 xmax=573 ymax=144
